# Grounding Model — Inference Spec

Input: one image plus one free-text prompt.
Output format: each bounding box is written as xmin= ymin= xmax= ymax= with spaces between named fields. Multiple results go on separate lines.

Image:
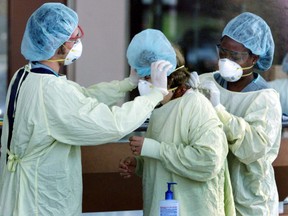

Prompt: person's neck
xmin=227 ymin=73 xmax=254 ymax=92
xmin=39 ymin=61 xmax=61 ymax=74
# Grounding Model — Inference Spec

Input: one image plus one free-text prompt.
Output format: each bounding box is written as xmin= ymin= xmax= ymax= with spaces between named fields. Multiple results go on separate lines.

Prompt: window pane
xmin=131 ymin=0 xmax=288 ymax=74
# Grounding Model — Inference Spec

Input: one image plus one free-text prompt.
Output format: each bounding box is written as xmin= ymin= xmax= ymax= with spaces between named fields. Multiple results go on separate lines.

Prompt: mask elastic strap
xmin=45 ymin=44 xmax=70 ymax=63
xmin=45 ymin=59 xmax=65 ymax=63
xmin=241 ymin=64 xmax=254 ymax=71
xmin=171 ymin=65 xmax=185 ymax=74
xmin=168 ymin=86 xmax=178 ymax=92
xmin=241 ymin=71 xmax=253 ymax=77
xmin=241 ymin=64 xmax=254 ymax=77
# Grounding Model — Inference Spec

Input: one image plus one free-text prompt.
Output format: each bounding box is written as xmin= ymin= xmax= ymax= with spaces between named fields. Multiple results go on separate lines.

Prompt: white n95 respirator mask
xmin=218 ymin=58 xmax=254 ymax=82
xmin=218 ymin=58 xmax=243 ymax=82
xmin=138 ymin=79 xmax=153 ymax=96
xmin=64 ymin=39 xmax=83 ymax=65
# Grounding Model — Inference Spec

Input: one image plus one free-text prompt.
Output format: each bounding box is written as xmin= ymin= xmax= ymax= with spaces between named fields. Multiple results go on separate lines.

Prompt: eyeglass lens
xmin=216 ymin=44 xmax=249 ymax=63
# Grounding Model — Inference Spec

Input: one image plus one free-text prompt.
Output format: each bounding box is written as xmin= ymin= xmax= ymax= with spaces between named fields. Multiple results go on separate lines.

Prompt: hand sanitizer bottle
xmin=159 ymin=182 xmax=179 ymax=216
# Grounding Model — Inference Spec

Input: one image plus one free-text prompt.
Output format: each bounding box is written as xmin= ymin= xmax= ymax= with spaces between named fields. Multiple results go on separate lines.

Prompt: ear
xmin=178 ymin=85 xmax=189 ymax=95
xmin=172 ymin=85 xmax=189 ymax=99
xmin=57 ymin=45 xmax=66 ymax=55
xmin=252 ymin=55 xmax=259 ymax=65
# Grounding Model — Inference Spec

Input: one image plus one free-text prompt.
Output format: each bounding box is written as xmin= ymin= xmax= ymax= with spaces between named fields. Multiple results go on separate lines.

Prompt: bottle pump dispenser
xmin=159 ymin=182 xmax=179 ymax=216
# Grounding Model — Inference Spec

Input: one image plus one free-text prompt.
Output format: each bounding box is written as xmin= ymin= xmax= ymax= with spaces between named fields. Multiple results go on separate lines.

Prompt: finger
xmin=130 ymin=147 xmax=135 ymax=154
xmin=129 ymin=136 xmax=139 ymax=146
xmin=201 ymin=81 xmax=218 ymax=93
xmin=158 ymin=61 xmax=173 ymax=71
xmin=131 ymin=145 xmax=139 ymax=153
xmin=120 ymin=172 xmax=131 ymax=178
xmin=132 ymin=150 xmax=139 ymax=156
xmin=131 ymin=146 xmax=135 ymax=153
xmin=119 ymin=160 xmax=126 ymax=166
xmin=119 ymin=163 xmax=128 ymax=170
xmin=130 ymin=136 xmax=143 ymax=141
xmin=162 ymin=64 xmax=173 ymax=74
xmin=190 ymin=72 xmax=200 ymax=86
xmin=120 ymin=159 xmax=130 ymax=169
xmin=200 ymin=81 xmax=212 ymax=90
xmin=125 ymin=156 xmax=132 ymax=162
xmin=129 ymin=137 xmax=142 ymax=148
xmin=128 ymin=136 xmax=134 ymax=142
xmin=124 ymin=159 xmax=131 ymax=165
xmin=152 ymin=60 xmax=168 ymax=69
xmin=119 ymin=168 xmax=128 ymax=173
xmin=123 ymin=174 xmax=132 ymax=179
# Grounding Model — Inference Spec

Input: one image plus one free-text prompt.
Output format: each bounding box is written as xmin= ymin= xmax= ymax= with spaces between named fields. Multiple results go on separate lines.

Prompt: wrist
xmin=128 ymin=76 xmax=139 ymax=87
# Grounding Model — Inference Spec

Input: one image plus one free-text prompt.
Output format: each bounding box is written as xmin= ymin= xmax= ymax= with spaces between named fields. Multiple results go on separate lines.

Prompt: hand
xmin=138 ymin=79 xmax=153 ymax=96
xmin=188 ymin=71 xmax=200 ymax=89
xmin=119 ymin=156 xmax=137 ymax=179
xmin=151 ymin=60 xmax=173 ymax=96
xmin=128 ymin=68 xmax=140 ymax=86
xmin=200 ymin=81 xmax=220 ymax=107
xmin=129 ymin=136 xmax=144 ymax=156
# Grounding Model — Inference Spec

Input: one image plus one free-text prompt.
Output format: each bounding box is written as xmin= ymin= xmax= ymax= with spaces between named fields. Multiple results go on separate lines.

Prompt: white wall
xmin=74 ymin=0 xmax=129 ymax=87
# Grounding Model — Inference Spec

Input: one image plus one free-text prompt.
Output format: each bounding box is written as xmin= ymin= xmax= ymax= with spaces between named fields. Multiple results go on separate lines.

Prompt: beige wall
xmin=74 ymin=0 xmax=129 ymax=87
xmin=71 ymin=2 xmax=144 ymax=212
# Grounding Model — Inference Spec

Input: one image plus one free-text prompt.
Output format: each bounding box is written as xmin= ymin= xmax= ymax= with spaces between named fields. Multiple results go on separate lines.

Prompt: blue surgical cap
xmin=222 ymin=12 xmax=274 ymax=71
xmin=21 ymin=3 xmax=78 ymax=61
xmin=126 ymin=29 xmax=177 ymax=77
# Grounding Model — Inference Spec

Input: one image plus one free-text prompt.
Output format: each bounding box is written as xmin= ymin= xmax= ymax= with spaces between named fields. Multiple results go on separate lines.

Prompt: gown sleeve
xmin=141 ymin=93 xmax=228 ymax=182
xmin=67 ymin=78 xmax=135 ymax=106
xmin=215 ymin=90 xmax=282 ymax=164
xmin=42 ymin=77 xmax=162 ymax=145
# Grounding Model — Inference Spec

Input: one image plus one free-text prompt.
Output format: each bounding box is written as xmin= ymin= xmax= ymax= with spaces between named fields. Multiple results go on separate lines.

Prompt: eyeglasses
xmin=216 ymin=44 xmax=251 ymax=63
xmin=67 ymin=25 xmax=84 ymax=43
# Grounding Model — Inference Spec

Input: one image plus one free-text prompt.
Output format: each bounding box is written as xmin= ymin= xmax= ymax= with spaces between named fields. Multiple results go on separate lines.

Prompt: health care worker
xmin=0 ymin=3 xmax=174 ymax=216
xmin=268 ymin=53 xmax=288 ymax=115
xmin=119 ymin=29 xmax=236 ymax=216
xmin=191 ymin=12 xmax=282 ymax=215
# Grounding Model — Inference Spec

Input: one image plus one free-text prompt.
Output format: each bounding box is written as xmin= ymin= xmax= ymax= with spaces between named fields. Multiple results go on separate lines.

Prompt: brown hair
xmin=168 ymin=44 xmax=190 ymax=89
